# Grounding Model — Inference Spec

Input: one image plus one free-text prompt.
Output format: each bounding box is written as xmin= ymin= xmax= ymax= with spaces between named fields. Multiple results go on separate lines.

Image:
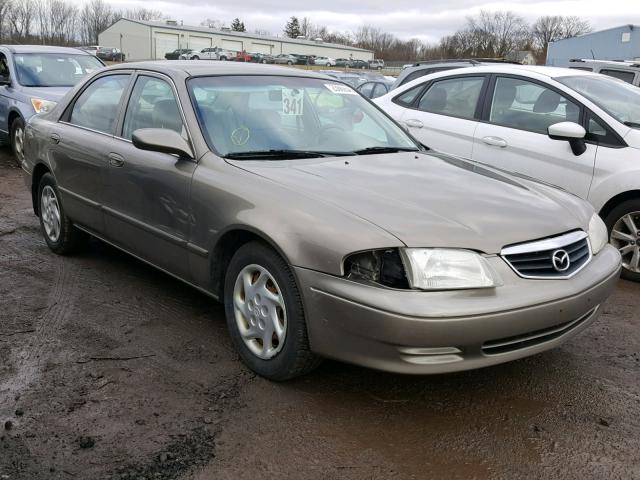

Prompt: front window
xmin=13 ymin=53 xmax=103 ymax=87
xmin=557 ymin=74 xmax=640 ymax=128
xmin=188 ymin=75 xmax=418 ymax=158
xmin=489 ymin=77 xmax=580 ymax=133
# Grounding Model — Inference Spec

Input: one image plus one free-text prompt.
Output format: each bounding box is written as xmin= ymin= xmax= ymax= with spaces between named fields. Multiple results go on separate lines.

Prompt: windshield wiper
xmin=351 ymin=146 xmax=420 ymax=155
xmin=623 ymin=121 xmax=640 ymax=129
xmin=224 ymin=149 xmax=354 ymax=160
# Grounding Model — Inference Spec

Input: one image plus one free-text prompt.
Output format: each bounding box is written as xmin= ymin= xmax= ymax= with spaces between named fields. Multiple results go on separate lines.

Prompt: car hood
xmin=21 ymin=86 xmax=70 ymax=102
xmin=229 ymin=152 xmax=592 ymax=254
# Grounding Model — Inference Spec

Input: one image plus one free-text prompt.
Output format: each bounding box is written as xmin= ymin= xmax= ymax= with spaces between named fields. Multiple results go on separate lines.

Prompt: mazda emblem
xmin=552 ymin=249 xmax=571 ymax=272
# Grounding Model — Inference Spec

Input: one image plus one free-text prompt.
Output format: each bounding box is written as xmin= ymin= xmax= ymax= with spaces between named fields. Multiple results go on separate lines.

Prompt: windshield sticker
xmin=282 ymin=88 xmax=304 ymax=115
xmin=325 ymin=83 xmax=357 ymax=95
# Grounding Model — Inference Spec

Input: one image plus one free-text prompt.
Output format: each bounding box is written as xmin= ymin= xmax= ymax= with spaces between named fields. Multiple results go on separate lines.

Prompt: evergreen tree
xmin=231 ymin=18 xmax=246 ymax=32
xmin=284 ymin=16 xmax=301 ymax=38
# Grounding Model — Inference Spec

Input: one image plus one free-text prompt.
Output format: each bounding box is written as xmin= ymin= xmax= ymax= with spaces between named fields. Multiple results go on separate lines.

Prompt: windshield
xmin=188 ymin=75 xmax=419 ymax=158
xmin=557 ymin=74 xmax=640 ymax=128
xmin=14 ymin=53 xmax=103 ymax=87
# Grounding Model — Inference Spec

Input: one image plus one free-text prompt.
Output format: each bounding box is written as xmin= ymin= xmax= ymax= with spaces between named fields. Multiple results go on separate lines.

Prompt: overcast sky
xmin=99 ymin=0 xmax=640 ymax=43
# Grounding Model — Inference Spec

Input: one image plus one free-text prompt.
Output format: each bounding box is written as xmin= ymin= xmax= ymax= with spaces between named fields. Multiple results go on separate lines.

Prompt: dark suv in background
xmin=165 ymin=49 xmax=192 ymax=60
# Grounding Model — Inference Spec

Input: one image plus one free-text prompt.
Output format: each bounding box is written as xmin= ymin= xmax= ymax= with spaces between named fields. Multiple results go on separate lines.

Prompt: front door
xmin=472 ymin=76 xmax=596 ymax=199
xmin=103 ymin=73 xmax=195 ymax=279
xmin=398 ymin=75 xmax=486 ymax=159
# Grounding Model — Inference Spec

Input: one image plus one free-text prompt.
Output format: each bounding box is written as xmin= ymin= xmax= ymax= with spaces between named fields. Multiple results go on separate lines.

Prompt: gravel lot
xmin=0 ymin=146 xmax=639 ymax=480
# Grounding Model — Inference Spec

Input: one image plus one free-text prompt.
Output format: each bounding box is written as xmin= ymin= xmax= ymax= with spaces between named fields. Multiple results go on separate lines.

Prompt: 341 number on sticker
xmin=282 ymin=88 xmax=303 ymax=115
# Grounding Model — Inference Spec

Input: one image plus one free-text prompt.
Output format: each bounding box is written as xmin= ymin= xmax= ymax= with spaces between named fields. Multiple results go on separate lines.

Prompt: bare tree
xmin=79 ymin=0 xmax=113 ymax=44
xmin=532 ymin=15 xmax=591 ymax=57
xmin=124 ymin=7 xmax=164 ymax=22
xmin=6 ymin=0 xmax=36 ymax=42
xmin=0 ymin=0 xmax=12 ymax=42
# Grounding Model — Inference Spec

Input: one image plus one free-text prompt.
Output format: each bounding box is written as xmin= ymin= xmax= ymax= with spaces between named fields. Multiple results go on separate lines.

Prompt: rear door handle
xmin=108 ymin=153 xmax=125 ymax=168
xmin=50 ymin=133 xmax=60 ymax=144
xmin=482 ymin=136 xmax=508 ymax=148
xmin=404 ymin=119 xmax=424 ymax=129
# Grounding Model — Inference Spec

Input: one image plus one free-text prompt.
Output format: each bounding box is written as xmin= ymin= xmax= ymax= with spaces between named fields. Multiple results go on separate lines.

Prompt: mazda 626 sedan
xmin=23 ymin=61 xmax=622 ymax=380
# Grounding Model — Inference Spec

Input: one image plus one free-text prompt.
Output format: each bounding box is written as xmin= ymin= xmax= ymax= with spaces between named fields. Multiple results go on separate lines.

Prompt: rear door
xmin=472 ymin=75 xmax=596 ymax=199
xmin=102 ymin=73 xmax=196 ymax=278
xmin=397 ymin=74 xmax=487 ymax=158
xmin=53 ymin=73 xmax=132 ymax=232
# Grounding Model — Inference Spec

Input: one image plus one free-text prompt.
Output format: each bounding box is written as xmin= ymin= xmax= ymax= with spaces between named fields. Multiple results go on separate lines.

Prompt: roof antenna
xmin=591 ymin=49 xmax=595 ymax=60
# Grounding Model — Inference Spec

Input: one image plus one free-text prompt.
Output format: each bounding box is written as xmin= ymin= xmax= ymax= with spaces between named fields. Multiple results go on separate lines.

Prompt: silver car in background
xmin=23 ymin=62 xmax=621 ymax=380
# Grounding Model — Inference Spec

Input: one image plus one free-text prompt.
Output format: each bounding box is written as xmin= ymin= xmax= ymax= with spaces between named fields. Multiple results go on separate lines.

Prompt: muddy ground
xmin=0 ymin=146 xmax=639 ymax=480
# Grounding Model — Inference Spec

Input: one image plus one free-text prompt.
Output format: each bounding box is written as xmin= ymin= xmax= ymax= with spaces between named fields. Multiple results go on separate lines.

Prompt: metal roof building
xmin=547 ymin=24 xmax=640 ymax=67
xmin=98 ymin=18 xmax=374 ymax=62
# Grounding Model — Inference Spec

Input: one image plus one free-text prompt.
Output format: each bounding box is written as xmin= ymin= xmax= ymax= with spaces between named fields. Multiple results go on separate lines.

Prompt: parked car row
xmin=19 ymin=60 xmax=622 ymax=383
xmin=3 ymin=46 xmax=637 ymax=383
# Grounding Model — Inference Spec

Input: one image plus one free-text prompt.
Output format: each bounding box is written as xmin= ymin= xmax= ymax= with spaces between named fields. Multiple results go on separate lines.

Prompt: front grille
xmin=482 ymin=307 xmax=598 ymax=355
xmin=501 ymin=231 xmax=591 ymax=279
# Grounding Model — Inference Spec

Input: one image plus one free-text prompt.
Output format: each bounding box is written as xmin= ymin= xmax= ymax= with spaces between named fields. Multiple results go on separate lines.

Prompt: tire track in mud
xmin=0 ymin=250 xmax=78 ymax=418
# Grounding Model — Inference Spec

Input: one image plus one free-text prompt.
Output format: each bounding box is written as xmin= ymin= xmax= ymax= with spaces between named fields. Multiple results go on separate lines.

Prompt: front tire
xmin=192 ymin=56 xmax=200 ymax=60
xmin=37 ymin=173 xmax=87 ymax=255
xmin=287 ymin=61 xmax=293 ymax=65
xmin=224 ymin=242 xmax=321 ymax=380
xmin=604 ymin=199 xmax=640 ymax=281
xmin=10 ymin=116 xmax=25 ymax=166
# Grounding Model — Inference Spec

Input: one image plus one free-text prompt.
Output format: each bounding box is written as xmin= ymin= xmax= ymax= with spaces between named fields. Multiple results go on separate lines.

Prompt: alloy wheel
xmin=41 ymin=185 xmax=61 ymax=242
xmin=13 ymin=125 xmax=25 ymax=164
xmin=610 ymin=211 xmax=640 ymax=273
xmin=233 ymin=264 xmax=287 ymax=359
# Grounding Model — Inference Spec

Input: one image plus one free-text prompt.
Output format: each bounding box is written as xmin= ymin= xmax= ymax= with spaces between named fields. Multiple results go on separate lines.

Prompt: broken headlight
xmin=344 ymin=249 xmax=410 ymax=289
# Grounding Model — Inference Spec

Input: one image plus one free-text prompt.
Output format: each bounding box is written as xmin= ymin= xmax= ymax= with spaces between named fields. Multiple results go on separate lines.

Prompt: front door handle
xmin=404 ymin=118 xmax=424 ymax=129
xmin=108 ymin=153 xmax=125 ymax=168
xmin=482 ymin=136 xmax=508 ymax=148
xmin=50 ymin=133 xmax=60 ymax=144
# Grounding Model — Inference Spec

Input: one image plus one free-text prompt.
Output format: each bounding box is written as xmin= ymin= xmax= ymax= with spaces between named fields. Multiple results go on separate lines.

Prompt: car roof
xmin=103 ymin=60 xmax=332 ymax=79
xmin=407 ymin=64 xmax=598 ymax=80
xmin=1 ymin=44 xmax=91 ymax=55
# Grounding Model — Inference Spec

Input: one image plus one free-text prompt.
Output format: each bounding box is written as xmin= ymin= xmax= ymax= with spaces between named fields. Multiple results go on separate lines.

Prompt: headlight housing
xmin=588 ymin=213 xmax=608 ymax=255
xmin=31 ymin=98 xmax=57 ymax=114
xmin=400 ymin=248 xmax=502 ymax=290
xmin=344 ymin=248 xmax=502 ymax=291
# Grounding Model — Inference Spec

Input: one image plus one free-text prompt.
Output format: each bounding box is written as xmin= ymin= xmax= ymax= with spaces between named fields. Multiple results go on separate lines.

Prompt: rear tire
xmin=604 ymin=199 xmax=640 ymax=282
xmin=10 ymin=116 xmax=25 ymax=167
xmin=224 ymin=241 xmax=321 ymax=380
xmin=37 ymin=173 xmax=87 ymax=255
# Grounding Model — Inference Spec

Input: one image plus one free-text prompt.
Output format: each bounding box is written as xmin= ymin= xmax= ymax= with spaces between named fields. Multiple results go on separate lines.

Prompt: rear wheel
xmin=224 ymin=241 xmax=321 ymax=380
xmin=10 ymin=116 xmax=25 ymax=166
xmin=37 ymin=173 xmax=87 ymax=255
xmin=605 ymin=199 xmax=640 ymax=281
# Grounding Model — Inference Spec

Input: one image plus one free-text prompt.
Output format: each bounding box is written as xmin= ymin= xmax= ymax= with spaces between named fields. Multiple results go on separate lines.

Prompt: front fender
xmin=188 ymin=153 xmax=403 ymax=278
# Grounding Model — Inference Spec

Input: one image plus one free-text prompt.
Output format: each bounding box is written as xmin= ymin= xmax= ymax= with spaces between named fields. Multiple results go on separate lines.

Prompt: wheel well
xmin=31 ymin=163 xmax=51 ymax=216
xmin=599 ymin=190 xmax=640 ymax=222
xmin=8 ymin=111 xmax=21 ymax=132
xmin=210 ymin=229 xmax=282 ymax=298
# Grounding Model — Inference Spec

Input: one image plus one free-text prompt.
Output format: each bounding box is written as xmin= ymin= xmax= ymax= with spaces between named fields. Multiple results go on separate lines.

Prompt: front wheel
xmin=192 ymin=56 xmax=200 ymax=60
xmin=287 ymin=60 xmax=293 ymax=65
xmin=605 ymin=199 xmax=640 ymax=281
xmin=10 ymin=116 xmax=25 ymax=166
xmin=224 ymin=242 xmax=321 ymax=380
xmin=37 ymin=173 xmax=87 ymax=255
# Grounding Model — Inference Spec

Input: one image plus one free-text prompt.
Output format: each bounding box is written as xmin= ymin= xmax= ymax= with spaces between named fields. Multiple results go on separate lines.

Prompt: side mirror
xmin=548 ymin=122 xmax=587 ymax=156
xmin=132 ymin=128 xmax=194 ymax=159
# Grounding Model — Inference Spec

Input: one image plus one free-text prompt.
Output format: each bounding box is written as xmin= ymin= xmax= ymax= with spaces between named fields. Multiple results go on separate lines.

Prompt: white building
xmin=99 ymin=19 xmax=374 ymax=62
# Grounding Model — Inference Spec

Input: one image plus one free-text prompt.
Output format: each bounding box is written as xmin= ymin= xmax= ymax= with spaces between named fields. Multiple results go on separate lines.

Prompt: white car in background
xmin=314 ymin=56 xmax=336 ymax=66
xmin=375 ymin=65 xmax=640 ymax=280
